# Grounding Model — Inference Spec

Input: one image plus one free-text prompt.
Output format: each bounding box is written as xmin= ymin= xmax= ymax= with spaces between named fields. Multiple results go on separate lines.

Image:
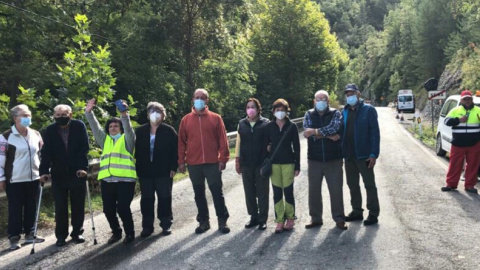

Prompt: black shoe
xmin=245 ymin=218 xmax=259 ymax=229
xmin=218 ymin=219 xmax=230 ymax=234
xmin=56 ymin=239 xmax=66 ymax=247
xmin=258 ymin=222 xmax=267 ymax=230
xmin=107 ymin=234 xmax=122 ymax=244
xmin=195 ymin=222 xmax=211 ymax=234
xmin=465 ymin=187 xmax=478 ymax=194
xmin=162 ymin=227 xmax=172 ymax=236
xmin=336 ymin=222 xmax=348 ymax=230
xmin=140 ymin=228 xmax=153 ymax=238
xmin=305 ymin=222 xmax=323 ymax=229
xmin=363 ymin=216 xmax=378 ymax=226
xmin=441 ymin=186 xmax=457 ymax=192
xmin=72 ymin=235 xmax=85 ymax=244
xmin=123 ymin=234 xmax=135 ymax=244
xmin=345 ymin=212 xmax=363 ymax=222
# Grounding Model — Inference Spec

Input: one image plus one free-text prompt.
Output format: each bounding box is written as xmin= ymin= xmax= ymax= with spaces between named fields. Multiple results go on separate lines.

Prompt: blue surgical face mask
xmin=315 ymin=101 xmax=328 ymax=111
xmin=194 ymin=99 xmax=206 ymax=111
xmin=110 ymin=133 xmax=122 ymax=140
xmin=346 ymin=95 xmax=358 ymax=106
xmin=20 ymin=117 xmax=32 ymax=127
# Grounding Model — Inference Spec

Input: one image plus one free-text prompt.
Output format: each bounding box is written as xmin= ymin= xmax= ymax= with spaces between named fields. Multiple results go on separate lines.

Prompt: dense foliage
xmin=1 ymin=0 xmax=479 ymax=133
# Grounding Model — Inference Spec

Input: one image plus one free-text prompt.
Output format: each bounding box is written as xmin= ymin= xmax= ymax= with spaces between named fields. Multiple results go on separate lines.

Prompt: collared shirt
xmin=303 ymin=108 xmax=342 ymax=136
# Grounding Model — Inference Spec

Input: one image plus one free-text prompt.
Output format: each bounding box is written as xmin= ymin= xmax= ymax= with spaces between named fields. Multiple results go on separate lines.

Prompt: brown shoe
xmin=305 ymin=222 xmax=323 ymax=229
xmin=336 ymin=222 xmax=347 ymax=230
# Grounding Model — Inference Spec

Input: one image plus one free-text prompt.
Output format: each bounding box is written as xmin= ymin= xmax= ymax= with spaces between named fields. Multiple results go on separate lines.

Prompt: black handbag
xmin=260 ymin=123 xmax=294 ymax=177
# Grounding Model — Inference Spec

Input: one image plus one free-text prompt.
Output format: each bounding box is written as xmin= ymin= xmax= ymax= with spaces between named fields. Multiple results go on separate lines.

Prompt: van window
xmin=440 ymin=100 xmax=458 ymax=117
xmin=398 ymin=96 xmax=413 ymax=102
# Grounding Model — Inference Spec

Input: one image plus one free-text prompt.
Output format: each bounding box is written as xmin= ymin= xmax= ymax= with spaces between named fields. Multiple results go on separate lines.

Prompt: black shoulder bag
xmin=260 ymin=123 xmax=294 ymax=177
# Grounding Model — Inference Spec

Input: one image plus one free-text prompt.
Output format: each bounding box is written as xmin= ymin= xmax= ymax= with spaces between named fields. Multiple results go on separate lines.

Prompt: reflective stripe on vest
xmin=98 ymin=135 xmax=137 ymax=180
xmin=448 ymin=106 xmax=480 ymax=135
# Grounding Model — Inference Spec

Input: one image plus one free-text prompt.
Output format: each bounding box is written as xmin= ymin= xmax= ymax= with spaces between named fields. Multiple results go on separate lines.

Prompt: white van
xmin=397 ymin=89 xmax=415 ymax=113
xmin=436 ymin=94 xmax=480 ymax=156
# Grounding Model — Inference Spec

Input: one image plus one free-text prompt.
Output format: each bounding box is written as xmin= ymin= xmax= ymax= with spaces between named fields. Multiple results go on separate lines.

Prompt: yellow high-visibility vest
xmin=98 ymin=135 xmax=136 ymax=180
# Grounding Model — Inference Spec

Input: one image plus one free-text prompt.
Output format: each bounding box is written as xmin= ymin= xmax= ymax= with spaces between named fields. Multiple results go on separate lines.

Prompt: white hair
xmin=193 ymin=88 xmax=209 ymax=98
xmin=54 ymin=104 xmax=72 ymax=113
xmin=10 ymin=104 xmax=31 ymax=117
xmin=314 ymin=90 xmax=329 ymax=100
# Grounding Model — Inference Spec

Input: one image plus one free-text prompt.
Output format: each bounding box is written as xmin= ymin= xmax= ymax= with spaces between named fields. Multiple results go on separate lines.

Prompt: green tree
xmin=251 ymin=0 xmax=347 ymax=116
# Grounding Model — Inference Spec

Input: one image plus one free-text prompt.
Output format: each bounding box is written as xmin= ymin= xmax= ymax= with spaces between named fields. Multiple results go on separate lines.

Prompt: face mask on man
xmin=274 ymin=111 xmax=286 ymax=120
xmin=346 ymin=95 xmax=358 ymax=106
xmin=54 ymin=116 xmax=70 ymax=126
xmin=20 ymin=117 xmax=32 ymax=127
xmin=149 ymin=112 xmax=162 ymax=123
xmin=315 ymin=101 xmax=328 ymax=111
xmin=247 ymin=108 xmax=257 ymax=118
xmin=194 ymin=99 xmax=206 ymax=111
xmin=110 ymin=133 xmax=122 ymax=140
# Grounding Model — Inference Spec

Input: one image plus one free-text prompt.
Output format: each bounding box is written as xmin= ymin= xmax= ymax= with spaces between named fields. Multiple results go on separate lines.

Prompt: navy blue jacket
xmin=341 ymin=101 xmax=380 ymax=159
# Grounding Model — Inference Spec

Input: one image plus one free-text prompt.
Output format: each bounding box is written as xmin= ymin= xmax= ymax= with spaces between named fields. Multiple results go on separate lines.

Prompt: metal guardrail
xmin=0 ymin=118 xmax=304 ymax=198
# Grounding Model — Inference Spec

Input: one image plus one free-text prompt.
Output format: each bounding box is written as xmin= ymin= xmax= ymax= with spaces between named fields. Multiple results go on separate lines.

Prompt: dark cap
xmin=345 ymin=84 xmax=359 ymax=92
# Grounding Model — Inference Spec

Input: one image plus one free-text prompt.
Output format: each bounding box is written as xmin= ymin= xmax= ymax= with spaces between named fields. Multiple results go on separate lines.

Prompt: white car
xmin=436 ymin=94 xmax=480 ymax=157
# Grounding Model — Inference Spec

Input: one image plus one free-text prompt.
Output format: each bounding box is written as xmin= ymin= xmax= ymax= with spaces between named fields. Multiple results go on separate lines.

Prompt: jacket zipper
xmin=199 ymin=115 xmax=205 ymax=163
xmin=320 ymin=117 xmax=325 ymax=162
xmin=23 ymin=135 xmax=33 ymax=181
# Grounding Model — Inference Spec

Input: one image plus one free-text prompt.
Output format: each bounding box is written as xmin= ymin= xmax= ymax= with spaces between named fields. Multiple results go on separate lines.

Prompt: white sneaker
xmin=9 ymin=236 xmax=21 ymax=250
xmin=24 ymin=232 xmax=45 ymax=245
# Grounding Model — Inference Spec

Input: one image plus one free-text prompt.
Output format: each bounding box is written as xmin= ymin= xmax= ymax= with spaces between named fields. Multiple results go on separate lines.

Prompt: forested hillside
xmin=319 ymin=0 xmax=480 ymax=106
xmin=1 ymin=0 xmax=479 ymax=132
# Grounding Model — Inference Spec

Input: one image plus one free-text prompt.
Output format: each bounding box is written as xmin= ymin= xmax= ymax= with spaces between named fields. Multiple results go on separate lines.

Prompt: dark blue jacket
xmin=341 ymin=101 xmax=380 ymax=159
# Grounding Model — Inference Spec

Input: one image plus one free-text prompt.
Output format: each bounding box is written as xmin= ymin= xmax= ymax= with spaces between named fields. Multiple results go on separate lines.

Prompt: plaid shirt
xmin=303 ymin=109 xmax=342 ymax=136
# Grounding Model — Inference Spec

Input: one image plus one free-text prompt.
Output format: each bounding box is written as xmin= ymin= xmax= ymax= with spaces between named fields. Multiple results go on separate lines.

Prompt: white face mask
xmin=274 ymin=111 xmax=286 ymax=120
xmin=149 ymin=112 xmax=162 ymax=123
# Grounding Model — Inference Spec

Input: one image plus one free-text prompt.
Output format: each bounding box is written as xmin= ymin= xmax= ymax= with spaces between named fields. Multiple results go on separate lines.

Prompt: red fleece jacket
xmin=178 ymin=107 xmax=230 ymax=165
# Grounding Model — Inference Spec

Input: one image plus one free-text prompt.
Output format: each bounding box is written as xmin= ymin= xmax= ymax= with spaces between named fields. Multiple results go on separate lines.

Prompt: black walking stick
xmin=30 ymin=182 xmax=44 ymax=255
xmin=86 ymin=180 xmax=98 ymax=245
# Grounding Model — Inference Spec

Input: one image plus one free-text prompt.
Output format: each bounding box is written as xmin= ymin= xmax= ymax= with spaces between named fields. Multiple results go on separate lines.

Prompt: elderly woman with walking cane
xmin=0 ymin=104 xmax=45 ymax=250
xmin=85 ymin=98 xmax=137 ymax=244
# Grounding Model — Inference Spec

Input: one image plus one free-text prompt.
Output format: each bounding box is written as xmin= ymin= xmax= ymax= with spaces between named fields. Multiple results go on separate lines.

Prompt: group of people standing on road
xmin=0 ymin=84 xmax=382 ymax=251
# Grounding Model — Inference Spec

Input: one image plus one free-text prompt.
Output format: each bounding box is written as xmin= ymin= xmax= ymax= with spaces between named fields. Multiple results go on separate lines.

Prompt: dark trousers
xmin=101 ymin=181 xmax=135 ymax=235
xmin=188 ymin=163 xmax=229 ymax=222
xmin=140 ymin=177 xmax=173 ymax=230
xmin=345 ymin=158 xmax=380 ymax=217
xmin=241 ymin=165 xmax=269 ymax=223
xmin=308 ymin=159 xmax=345 ymax=223
xmin=6 ymin=180 xmax=40 ymax=238
xmin=52 ymin=179 xmax=86 ymax=240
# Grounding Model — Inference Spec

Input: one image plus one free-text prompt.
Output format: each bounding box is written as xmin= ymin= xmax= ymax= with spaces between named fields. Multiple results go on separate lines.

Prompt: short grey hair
xmin=193 ymin=88 xmax=209 ymax=98
xmin=147 ymin=101 xmax=165 ymax=113
xmin=10 ymin=104 xmax=31 ymax=117
xmin=54 ymin=104 xmax=72 ymax=113
xmin=314 ymin=90 xmax=329 ymax=100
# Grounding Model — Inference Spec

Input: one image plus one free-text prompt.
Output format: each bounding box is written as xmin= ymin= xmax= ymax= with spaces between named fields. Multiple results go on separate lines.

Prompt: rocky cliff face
xmin=422 ymin=63 xmax=463 ymax=122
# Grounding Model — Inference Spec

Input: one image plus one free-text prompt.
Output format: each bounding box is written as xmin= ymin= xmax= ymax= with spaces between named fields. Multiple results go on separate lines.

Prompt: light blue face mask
xmin=346 ymin=95 xmax=358 ymax=106
xmin=110 ymin=133 xmax=122 ymax=140
xmin=20 ymin=117 xmax=32 ymax=127
xmin=315 ymin=101 xmax=328 ymax=111
xmin=194 ymin=99 xmax=206 ymax=111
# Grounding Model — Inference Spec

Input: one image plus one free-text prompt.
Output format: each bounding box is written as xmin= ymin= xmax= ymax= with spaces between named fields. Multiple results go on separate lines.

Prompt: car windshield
xmin=399 ymin=95 xmax=413 ymax=102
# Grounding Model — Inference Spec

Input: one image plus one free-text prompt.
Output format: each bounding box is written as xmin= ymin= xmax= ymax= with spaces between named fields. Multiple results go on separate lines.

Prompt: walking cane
xmin=30 ymin=182 xmax=44 ymax=255
xmin=86 ymin=180 xmax=98 ymax=245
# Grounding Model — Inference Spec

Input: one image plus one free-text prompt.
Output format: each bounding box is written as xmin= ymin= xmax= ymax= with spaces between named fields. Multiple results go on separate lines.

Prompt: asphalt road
xmin=1 ymin=107 xmax=480 ymax=270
